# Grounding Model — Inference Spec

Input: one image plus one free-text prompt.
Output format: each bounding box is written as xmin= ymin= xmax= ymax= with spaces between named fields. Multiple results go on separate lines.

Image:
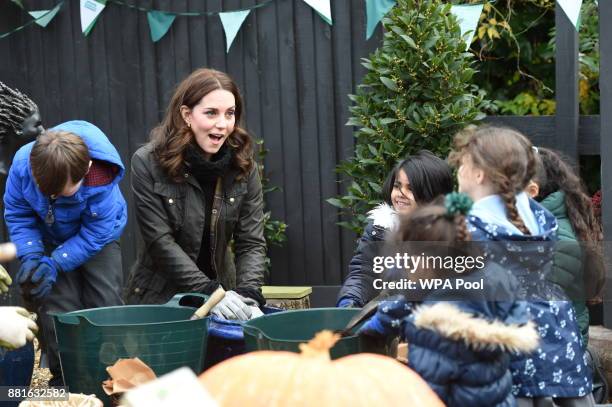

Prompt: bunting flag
xmin=302 ymin=0 xmax=332 ymax=25
xmin=80 ymin=0 xmax=106 ymax=35
xmin=450 ymin=4 xmax=484 ymax=50
xmin=147 ymin=10 xmax=176 ymax=42
xmin=29 ymin=3 xmax=63 ymax=28
xmin=10 ymin=0 xmax=24 ymax=9
xmin=219 ymin=10 xmax=251 ymax=53
xmin=557 ymin=0 xmax=583 ymax=31
xmin=366 ymin=0 xmax=396 ymax=40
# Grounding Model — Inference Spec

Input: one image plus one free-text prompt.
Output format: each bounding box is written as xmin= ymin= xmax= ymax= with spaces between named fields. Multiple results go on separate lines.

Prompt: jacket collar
xmin=412 ymin=302 xmax=539 ymax=353
xmin=367 ymin=203 xmax=399 ymax=231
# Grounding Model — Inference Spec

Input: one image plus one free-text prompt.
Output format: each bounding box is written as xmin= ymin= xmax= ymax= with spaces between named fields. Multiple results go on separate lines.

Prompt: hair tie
xmin=444 ymin=192 xmax=473 ymax=218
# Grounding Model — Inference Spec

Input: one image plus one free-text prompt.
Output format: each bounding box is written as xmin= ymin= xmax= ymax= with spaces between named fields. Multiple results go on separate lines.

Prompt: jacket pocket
xmin=222 ymin=182 xmax=247 ymax=221
xmin=153 ymin=182 xmax=186 ymax=231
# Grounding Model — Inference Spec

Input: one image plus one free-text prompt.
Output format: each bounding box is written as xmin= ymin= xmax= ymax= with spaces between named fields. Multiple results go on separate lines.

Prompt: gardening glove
xmin=337 ymin=298 xmax=358 ymax=308
xmin=0 ymin=265 xmax=11 ymax=294
xmin=29 ymin=256 xmax=60 ymax=300
xmin=210 ymin=290 xmax=253 ymax=321
xmin=0 ymin=306 xmax=38 ymax=350
xmin=16 ymin=254 xmax=42 ymax=286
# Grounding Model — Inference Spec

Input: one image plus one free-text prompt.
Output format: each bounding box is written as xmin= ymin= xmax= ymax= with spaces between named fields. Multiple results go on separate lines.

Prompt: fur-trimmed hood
xmin=367 ymin=203 xmax=399 ymax=231
xmin=412 ymin=302 xmax=539 ymax=354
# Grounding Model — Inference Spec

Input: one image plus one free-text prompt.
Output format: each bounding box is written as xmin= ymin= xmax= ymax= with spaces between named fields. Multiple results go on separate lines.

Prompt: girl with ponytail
xmin=359 ymin=193 xmax=538 ymax=407
xmin=528 ymin=147 xmax=604 ymax=347
xmin=449 ymin=125 xmax=594 ymax=406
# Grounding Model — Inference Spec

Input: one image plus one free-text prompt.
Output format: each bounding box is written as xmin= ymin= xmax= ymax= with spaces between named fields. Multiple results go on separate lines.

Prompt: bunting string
xmin=0 ymin=1 xmax=585 ymax=49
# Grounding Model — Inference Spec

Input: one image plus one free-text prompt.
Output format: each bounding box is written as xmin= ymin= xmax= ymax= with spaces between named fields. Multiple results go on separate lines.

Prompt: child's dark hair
xmin=381 ymin=150 xmax=453 ymax=206
xmin=535 ymin=147 xmax=601 ymax=242
xmin=449 ymin=125 xmax=535 ymax=235
xmin=30 ymin=131 xmax=90 ymax=197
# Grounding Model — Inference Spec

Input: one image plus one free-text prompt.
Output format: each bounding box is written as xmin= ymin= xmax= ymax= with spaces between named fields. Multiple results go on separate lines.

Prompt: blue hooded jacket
xmin=4 ymin=121 xmax=127 ymax=272
xmin=466 ymin=194 xmax=592 ymax=398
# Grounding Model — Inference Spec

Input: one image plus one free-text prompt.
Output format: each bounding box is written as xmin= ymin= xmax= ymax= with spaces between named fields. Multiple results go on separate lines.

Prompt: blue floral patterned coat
xmin=466 ymin=194 xmax=592 ymax=398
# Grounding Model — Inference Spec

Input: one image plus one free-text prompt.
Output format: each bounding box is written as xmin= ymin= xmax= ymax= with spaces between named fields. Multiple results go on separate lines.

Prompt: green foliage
xmin=330 ymin=0 xmax=490 ymax=234
xmin=470 ymin=0 xmax=599 ymax=115
xmin=255 ymin=139 xmax=288 ymax=271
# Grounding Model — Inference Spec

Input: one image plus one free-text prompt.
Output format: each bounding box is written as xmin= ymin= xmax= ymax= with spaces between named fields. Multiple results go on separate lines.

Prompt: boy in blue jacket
xmin=3 ymin=120 xmax=127 ymax=386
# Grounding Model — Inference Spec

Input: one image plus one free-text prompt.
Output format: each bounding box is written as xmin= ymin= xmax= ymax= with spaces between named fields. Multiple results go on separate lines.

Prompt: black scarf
xmin=184 ymin=143 xmax=233 ymax=183
xmin=184 ymin=144 xmax=232 ymax=281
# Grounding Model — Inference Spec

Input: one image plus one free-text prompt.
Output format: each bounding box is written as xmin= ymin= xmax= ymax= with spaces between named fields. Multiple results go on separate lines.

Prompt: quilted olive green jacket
xmin=540 ymin=191 xmax=589 ymax=346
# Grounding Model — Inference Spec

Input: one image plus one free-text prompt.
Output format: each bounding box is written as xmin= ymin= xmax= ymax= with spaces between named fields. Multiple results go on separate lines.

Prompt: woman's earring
xmin=187 ymin=122 xmax=191 ymax=128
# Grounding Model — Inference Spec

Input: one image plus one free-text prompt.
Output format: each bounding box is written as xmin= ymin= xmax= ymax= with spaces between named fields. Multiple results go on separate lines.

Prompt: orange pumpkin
xmin=199 ymin=330 xmax=444 ymax=407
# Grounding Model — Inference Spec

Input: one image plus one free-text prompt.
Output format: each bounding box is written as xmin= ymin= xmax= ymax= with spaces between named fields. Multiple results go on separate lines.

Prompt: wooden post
xmin=600 ymin=0 xmax=612 ymax=328
xmin=555 ymin=2 xmax=579 ymax=161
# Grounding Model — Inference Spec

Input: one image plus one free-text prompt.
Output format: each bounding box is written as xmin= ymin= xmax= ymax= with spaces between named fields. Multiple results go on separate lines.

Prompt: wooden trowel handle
xmin=0 ymin=243 xmax=16 ymax=262
xmin=190 ymin=287 xmax=226 ymax=320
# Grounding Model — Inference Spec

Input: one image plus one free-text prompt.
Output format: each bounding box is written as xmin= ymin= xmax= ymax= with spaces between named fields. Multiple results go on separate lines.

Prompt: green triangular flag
xmin=219 ymin=10 xmax=251 ymax=53
xmin=303 ymin=0 xmax=332 ymax=25
xmin=366 ymin=0 xmax=396 ymax=40
xmin=80 ymin=0 xmax=106 ymax=36
xmin=29 ymin=3 xmax=62 ymax=28
xmin=147 ymin=10 xmax=176 ymax=42
xmin=450 ymin=4 xmax=484 ymax=51
xmin=557 ymin=0 xmax=583 ymax=31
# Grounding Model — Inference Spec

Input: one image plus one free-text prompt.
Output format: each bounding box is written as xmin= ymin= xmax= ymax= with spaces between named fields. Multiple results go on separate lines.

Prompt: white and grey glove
xmin=210 ymin=290 xmax=255 ymax=321
xmin=0 ymin=265 xmax=11 ymax=294
xmin=0 ymin=306 xmax=38 ymax=350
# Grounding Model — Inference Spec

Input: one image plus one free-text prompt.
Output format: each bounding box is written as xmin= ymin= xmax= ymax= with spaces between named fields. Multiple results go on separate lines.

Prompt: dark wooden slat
xmin=554 ymin=2 xmax=579 ymax=161
xmin=599 ymin=0 xmax=612 ymax=328
xmin=226 ymin=0 xmax=245 ymax=86
xmin=206 ymin=1 xmax=227 ymax=72
xmin=105 ymin=3 xmax=136 ymax=279
xmin=295 ymin=0 xmax=324 ymax=285
xmin=173 ymin=0 xmax=192 ymax=82
xmin=155 ymin=0 xmax=178 ymax=118
xmin=41 ymin=0 xmax=62 ymax=123
xmin=188 ymin=0 xmax=207 ymax=69
xmin=70 ymin=0 xmax=95 ymax=121
xmin=263 ymin=0 xmax=292 ymax=284
xmin=333 ymin=0 xmax=358 ymax=283
xmin=139 ymin=0 xmax=160 ymax=128
xmin=314 ymin=3 xmax=340 ymax=285
xmin=57 ymin=0 xmax=77 ymax=123
xmin=240 ymin=0 xmax=262 ymax=141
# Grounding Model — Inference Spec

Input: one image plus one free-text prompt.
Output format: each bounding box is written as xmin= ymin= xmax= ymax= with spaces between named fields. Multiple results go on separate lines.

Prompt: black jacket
xmin=337 ymin=203 xmax=397 ymax=307
xmin=125 ymin=143 xmax=266 ymax=305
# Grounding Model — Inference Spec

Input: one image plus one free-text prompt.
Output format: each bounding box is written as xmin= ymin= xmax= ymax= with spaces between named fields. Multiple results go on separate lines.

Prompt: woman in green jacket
xmin=526 ymin=147 xmax=604 ymax=347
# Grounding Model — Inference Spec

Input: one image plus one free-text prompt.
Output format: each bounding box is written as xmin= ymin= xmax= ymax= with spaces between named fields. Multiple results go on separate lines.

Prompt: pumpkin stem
xmin=298 ymin=330 xmax=340 ymax=359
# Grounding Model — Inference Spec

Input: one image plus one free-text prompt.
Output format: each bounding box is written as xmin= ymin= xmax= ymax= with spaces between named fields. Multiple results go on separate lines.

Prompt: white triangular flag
xmin=29 ymin=3 xmax=62 ymax=28
xmin=557 ymin=0 xmax=583 ymax=30
xmin=450 ymin=4 xmax=484 ymax=51
xmin=80 ymin=0 xmax=106 ymax=35
xmin=302 ymin=0 xmax=332 ymax=25
xmin=219 ymin=10 xmax=250 ymax=53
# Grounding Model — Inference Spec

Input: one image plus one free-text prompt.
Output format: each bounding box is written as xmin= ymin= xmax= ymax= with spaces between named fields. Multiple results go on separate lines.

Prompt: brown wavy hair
xmin=448 ymin=125 xmax=535 ymax=235
xmin=30 ymin=131 xmax=90 ymax=197
xmin=388 ymin=198 xmax=474 ymax=284
xmin=533 ymin=147 xmax=604 ymax=299
xmin=150 ymin=68 xmax=253 ymax=181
